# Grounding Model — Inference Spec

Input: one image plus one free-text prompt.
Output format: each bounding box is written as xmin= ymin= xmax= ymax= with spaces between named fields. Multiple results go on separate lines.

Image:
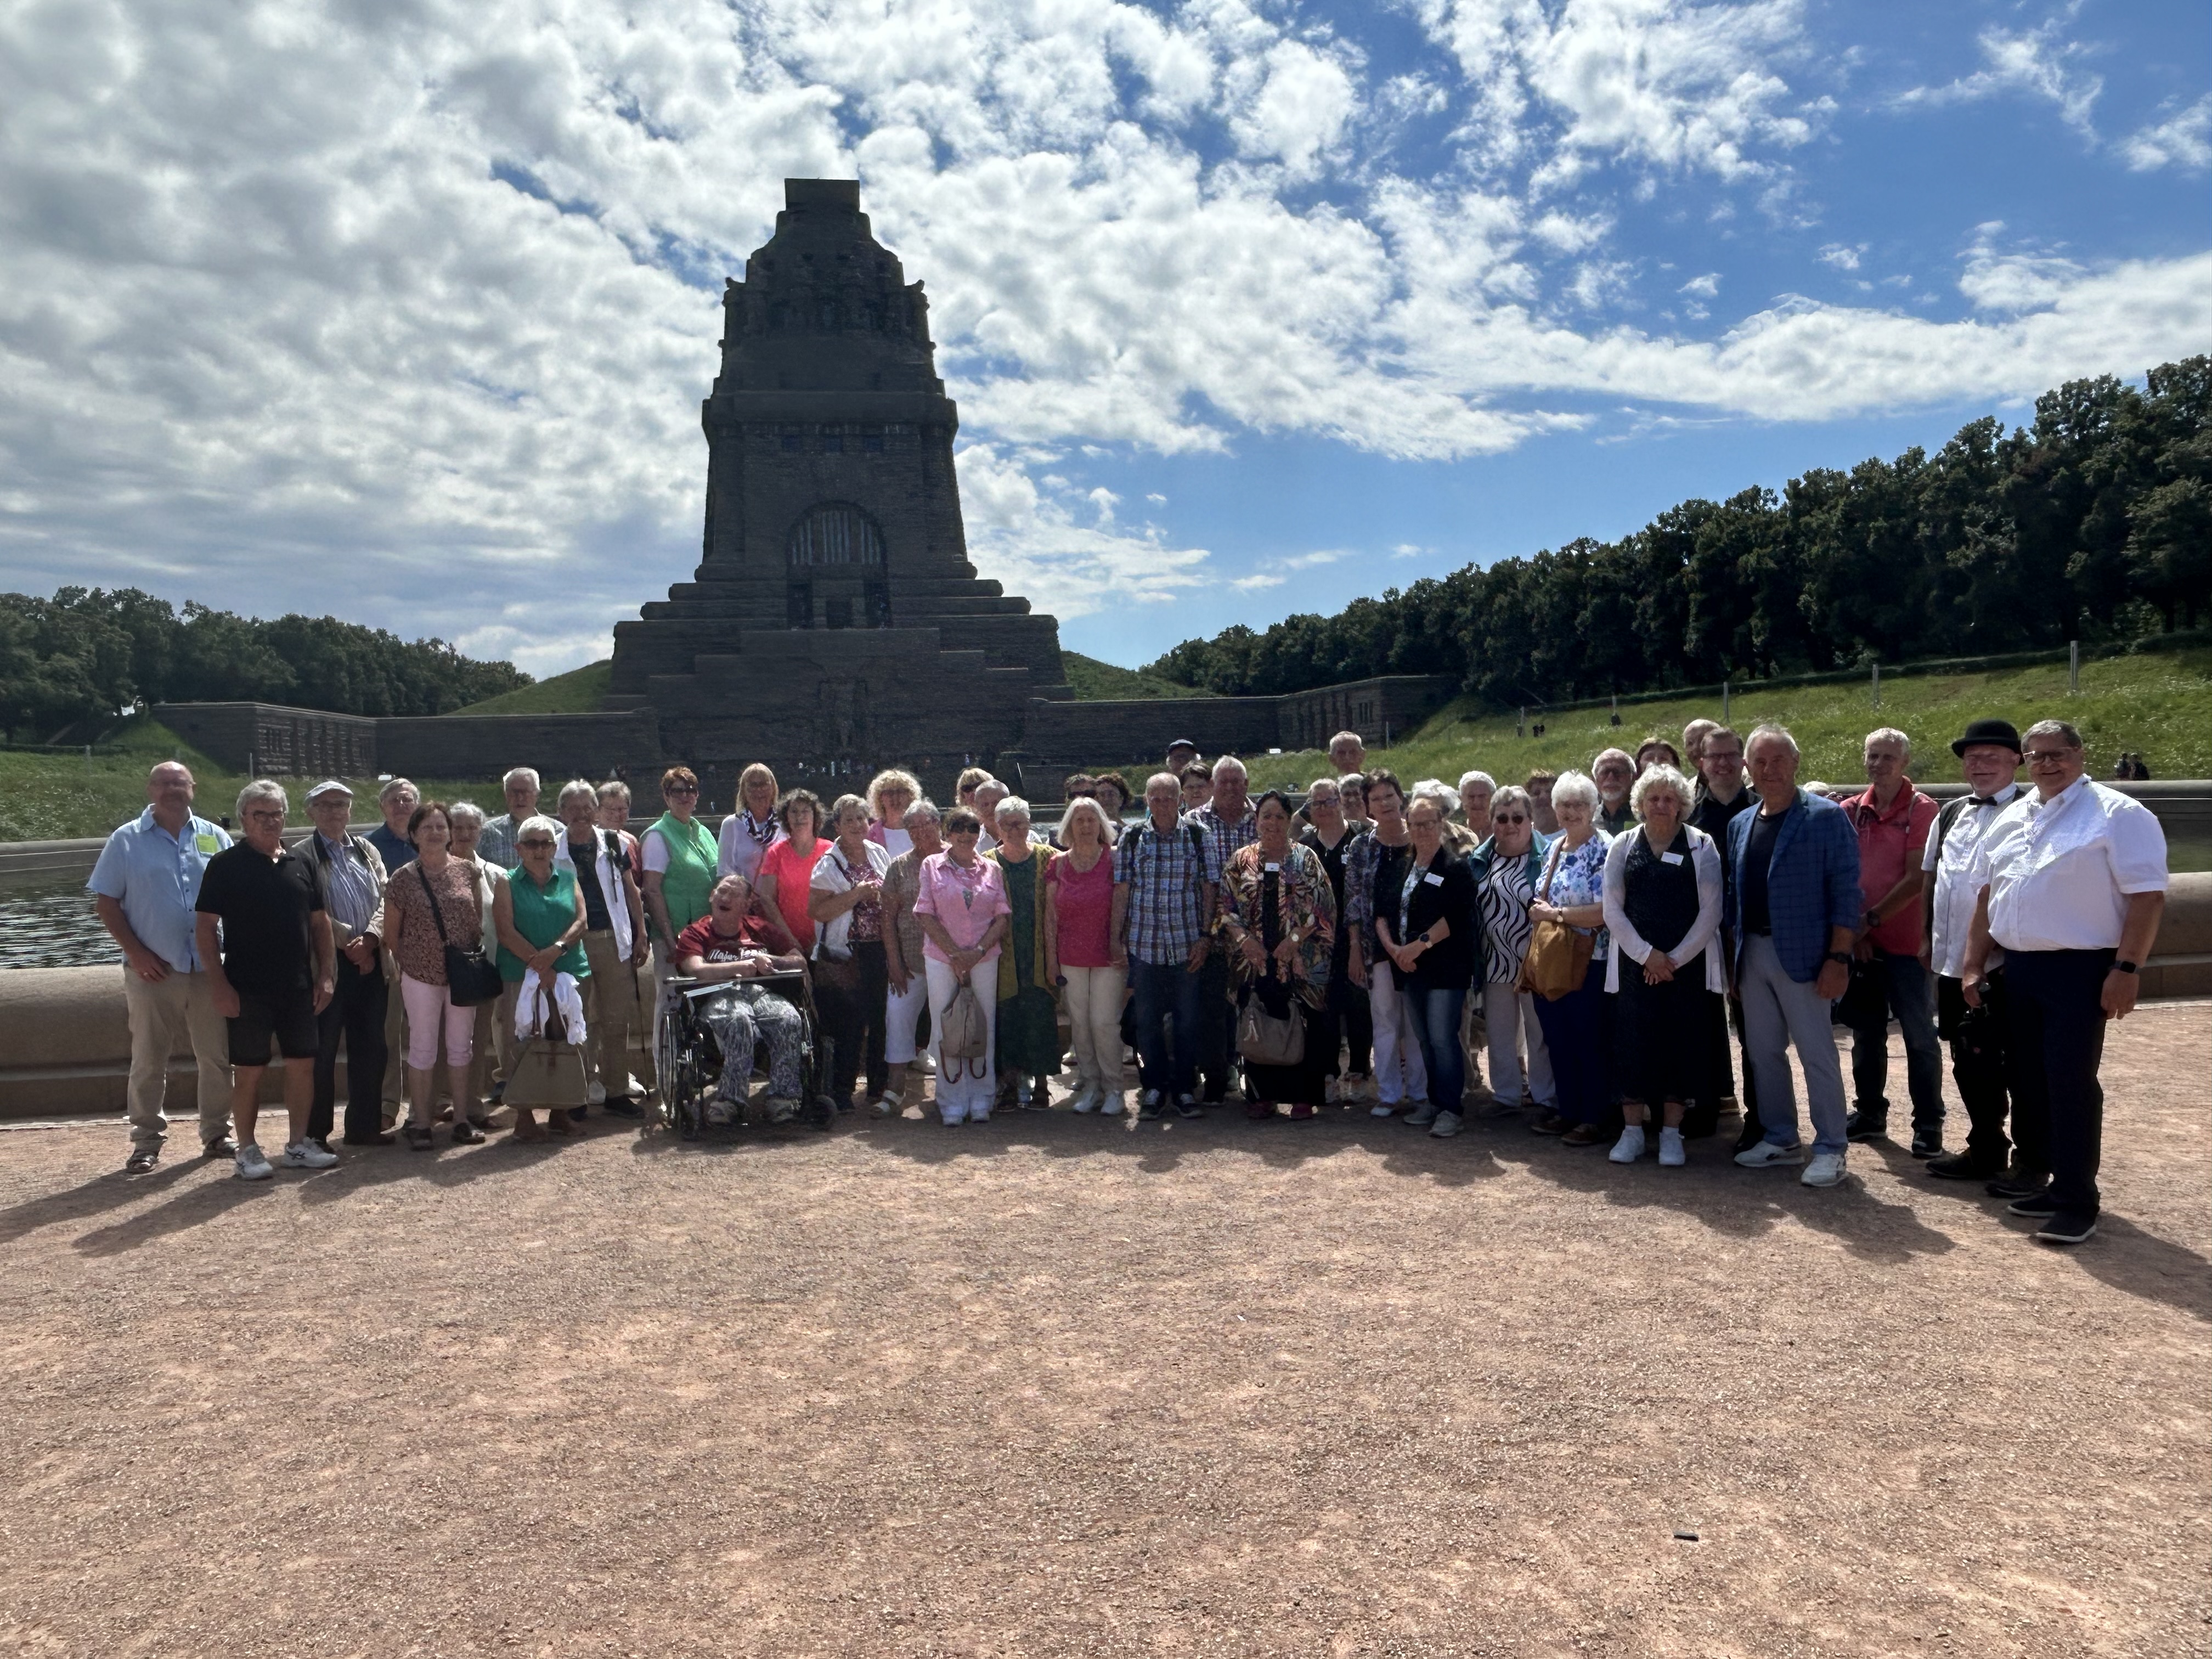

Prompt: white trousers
xmin=1368 ymin=958 xmax=1430 ymax=1105
xmin=884 ymin=967 xmax=930 ymax=1064
xmin=1062 ymin=963 xmax=1128 ymax=1097
xmin=1480 ymin=981 xmax=1555 ymax=1108
xmin=924 ymin=956 xmax=998 ymax=1122
xmin=399 ymin=973 xmax=475 ymax=1071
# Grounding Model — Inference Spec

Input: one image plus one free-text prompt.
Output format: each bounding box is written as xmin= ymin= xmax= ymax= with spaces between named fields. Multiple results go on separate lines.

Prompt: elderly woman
xmin=716 ymin=764 xmax=785 ymax=884
xmin=912 ymin=807 xmax=1012 ymax=1125
xmin=1458 ymin=771 xmax=1496 ymax=842
xmin=641 ymin=766 xmax=719 ymax=962
xmin=1374 ymin=795 xmax=1479 ymax=1136
xmin=595 ymin=780 xmax=637 ymax=856
xmin=379 ymin=801 xmax=487 ymax=1148
xmin=808 ymin=793 xmax=893 ymax=1113
xmin=1528 ymin=771 xmax=1614 ymax=1146
xmin=985 ymin=796 xmax=1060 ymax=1109
xmin=1346 ymin=769 xmax=1429 ymax=1120
xmin=1525 ymin=770 xmax=1560 ymax=837
xmin=1219 ymin=791 xmax=1336 ymax=1120
xmin=1469 ymin=785 xmax=1556 ymax=1123
xmin=865 ymin=769 xmax=921 ymax=857
xmin=1600 ymin=765 xmax=1723 ymax=1166
xmin=1045 ymin=795 xmax=1124 ymax=1114
xmin=492 ymin=815 xmax=590 ymax=1142
xmin=1339 ymin=774 xmax=1370 ymax=832
xmin=878 ymin=798 xmax=944 ymax=1116
xmin=674 ymin=875 xmax=809 ymax=1125
xmin=1091 ymin=771 xmax=1133 ymax=844
xmin=446 ymin=802 xmax=504 ymax=1129
xmin=1634 ymin=737 xmax=1683 ymax=777
xmin=1299 ymin=776 xmax=1373 ymax=1102
xmin=755 ymin=789 xmax=830 ymax=954
xmin=955 ymin=768 xmax=993 ymax=814
xmin=1411 ymin=780 xmax=1476 ymax=852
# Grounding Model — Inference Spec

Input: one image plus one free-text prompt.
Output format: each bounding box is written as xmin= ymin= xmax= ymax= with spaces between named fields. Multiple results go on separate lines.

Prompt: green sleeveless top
xmin=649 ymin=811 xmax=719 ymax=938
xmin=498 ymin=865 xmax=590 ymax=981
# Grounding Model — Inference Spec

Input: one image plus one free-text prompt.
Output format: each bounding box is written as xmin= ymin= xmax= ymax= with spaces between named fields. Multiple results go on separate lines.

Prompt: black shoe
xmin=2034 ymin=1211 xmax=2098 ymax=1246
xmin=1925 ymin=1151 xmax=2002 ymax=1181
xmin=1174 ymin=1097 xmax=1204 ymax=1120
xmin=569 ymin=1105 xmax=589 ymax=1122
xmin=450 ymin=1120 xmax=487 ymax=1145
xmin=2006 ymin=1190 xmax=2060 ymax=1217
xmin=1986 ymin=1170 xmax=2050 ymax=1200
xmin=125 ymin=1147 xmax=160 ymax=1174
xmin=1531 ymin=1113 xmax=1569 ymax=1137
xmin=601 ymin=1097 xmax=646 ymax=1120
xmin=201 ymin=1137 xmax=238 ymax=1159
xmin=1909 ymin=1127 xmax=1943 ymax=1159
xmin=337 ymin=1132 xmax=391 ymax=1148
xmin=1844 ymin=1108 xmax=1889 ymax=1143
xmin=1732 ymin=1118 xmax=1764 ymax=1155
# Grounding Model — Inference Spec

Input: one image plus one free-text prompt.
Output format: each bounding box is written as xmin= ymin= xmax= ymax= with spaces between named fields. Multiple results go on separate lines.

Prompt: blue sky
xmin=1 ymin=0 xmax=2207 ymax=675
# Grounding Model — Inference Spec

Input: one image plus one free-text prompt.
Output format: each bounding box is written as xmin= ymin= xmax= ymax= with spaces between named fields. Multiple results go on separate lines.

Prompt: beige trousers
xmin=120 ymin=968 xmax=233 ymax=1149
xmin=580 ymin=929 xmax=656 ymax=1098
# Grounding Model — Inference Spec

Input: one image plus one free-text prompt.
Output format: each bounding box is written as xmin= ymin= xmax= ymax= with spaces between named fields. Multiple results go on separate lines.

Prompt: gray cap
xmin=304 ymin=778 xmax=353 ymax=802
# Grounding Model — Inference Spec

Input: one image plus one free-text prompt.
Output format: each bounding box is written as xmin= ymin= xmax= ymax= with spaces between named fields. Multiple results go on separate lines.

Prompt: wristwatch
xmin=1825 ymin=951 xmax=1851 ymax=967
xmin=2115 ymin=959 xmax=2139 ymax=974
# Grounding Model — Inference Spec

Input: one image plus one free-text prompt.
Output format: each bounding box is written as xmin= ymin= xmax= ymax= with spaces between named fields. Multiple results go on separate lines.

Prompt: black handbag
xmin=419 ymin=862 xmax=505 ymax=1007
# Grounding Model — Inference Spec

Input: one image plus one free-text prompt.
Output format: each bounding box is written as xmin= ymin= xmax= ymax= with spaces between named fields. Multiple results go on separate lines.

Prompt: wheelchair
xmin=654 ymin=970 xmax=834 ymax=1138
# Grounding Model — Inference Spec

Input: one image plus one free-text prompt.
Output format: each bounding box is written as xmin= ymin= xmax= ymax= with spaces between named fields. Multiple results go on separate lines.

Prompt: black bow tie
xmin=1968 ymin=794 xmax=2007 ymax=807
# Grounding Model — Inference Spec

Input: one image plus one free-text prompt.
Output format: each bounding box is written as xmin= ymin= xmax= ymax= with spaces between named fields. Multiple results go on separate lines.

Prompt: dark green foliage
xmin=1146 ymin=358 xmax=2212 ymax=702
xmin=0 ymin=588 xmax=531 ymax=741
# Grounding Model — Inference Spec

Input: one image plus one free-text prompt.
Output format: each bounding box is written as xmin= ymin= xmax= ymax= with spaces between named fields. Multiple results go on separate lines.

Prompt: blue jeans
xmin=1129 ymin=956 xmax=1203 ymax=1099
xmin=1532 ymin=959 xmax=1610 ymax=1125
xmin=1847 ymin=949 xmax=1943 ymax=1127
xmin=1408 ymin=984 xmax=1468 ymax=1113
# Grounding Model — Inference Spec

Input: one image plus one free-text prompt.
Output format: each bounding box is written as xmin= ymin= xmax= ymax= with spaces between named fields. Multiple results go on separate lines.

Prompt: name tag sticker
xmin=195 ymin=833 xmax=221 ymax=854
xmin=1661 ymin=851 xmax=1684 ymax=865
xmin=1264 ymin=861 xmax=1280 ymax=873
xmin=1424 ymin=871 xmax=1444 ymax=886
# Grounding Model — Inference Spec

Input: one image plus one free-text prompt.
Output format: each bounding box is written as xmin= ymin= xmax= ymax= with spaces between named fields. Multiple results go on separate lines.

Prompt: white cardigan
xmin=1600 ymin=823 xmax=1725 ymax=995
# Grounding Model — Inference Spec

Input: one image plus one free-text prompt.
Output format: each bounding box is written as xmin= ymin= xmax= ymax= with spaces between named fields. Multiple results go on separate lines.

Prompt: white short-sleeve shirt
xmin=1922 ymin=783 xmax=2021 ymax=980
xmin=1970 ymin=777 xmax=2169 ymax=955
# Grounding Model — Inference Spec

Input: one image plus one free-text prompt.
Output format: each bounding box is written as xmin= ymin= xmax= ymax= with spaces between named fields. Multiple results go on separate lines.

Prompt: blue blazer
xmin=1726 ymin=789 xmax=1863 ymax=984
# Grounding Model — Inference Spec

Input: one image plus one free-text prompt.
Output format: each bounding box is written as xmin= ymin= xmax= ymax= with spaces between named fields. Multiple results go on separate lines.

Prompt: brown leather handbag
xmin=1516 ymin=841 xmax=1595 ymax=1001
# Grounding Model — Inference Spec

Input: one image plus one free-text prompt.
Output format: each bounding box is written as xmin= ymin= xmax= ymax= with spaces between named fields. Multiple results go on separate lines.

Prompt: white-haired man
xmin=478 ymin=768 xmax=540 ymax=870
xmin=194 ymin=782 xmax=339 ymax=1179
xmin=1328 ymin=730 xmax=1366 ymax=777
xmin=302 ymin=778 xmax=393 ymax=1148
xmin=1114 ymin=772 xmax=1220 ymax=1118
xmin=1592 ymin=748 xmax=1636 ymax=836
xmin=365 ymin=776 xmax=420 ymax=1124
xmin=89 ymin=762 xmax=236 ymax=1172
xmin=1186 ymin=754 xmax=1259 ymax=1104
xmin=1840 ymin=727 xmax=1944 ymax=1155
xmin=1962 ymin=719 xmax=2167 ymax=1246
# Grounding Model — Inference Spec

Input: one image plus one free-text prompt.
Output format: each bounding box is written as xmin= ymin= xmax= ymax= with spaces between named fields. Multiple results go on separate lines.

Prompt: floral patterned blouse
xmin=1220 ymin=841 xmax=1338 ymax=1008
xmin=1538 ymin=829 xmax=1612 ymax=961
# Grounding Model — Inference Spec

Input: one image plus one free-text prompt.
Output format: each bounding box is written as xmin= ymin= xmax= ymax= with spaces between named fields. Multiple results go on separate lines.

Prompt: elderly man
xmin=1729 ymin=724 xmax=1863 ymax=1189
xmin=1920 ymin=719 xmax=2027 ymax=1183
xmin=1841 ymin=727 xmax=1944 ymax=1154
xmin=301 ymin=780 xmax=392 ymax=1148
xmin=1683 ymin=719 xmax=1718 ymax=774
xmin=365 ymin=777 xmax=419 ymax=1124
xmin=1962 ymin=720 xmax=2167 ymax=1246
xmin=478 ymin=768 xmax=540 ymax=870
xmin=1113 ymin=772 xmax=1220 ymax=1118
xmin=194 ymin=782 xmax=338 ymax=1178
xmin=89 ymin=762 xmax=236 ymax=1172
xmin=1686 ymin=725 xmax=1754 ymax=1142
xmin=1328 ymin=730 xmax=1367 ymax=777
xmin=555 ymin=778 xmax=652 ymax=1115
xmin=1186 ymin=754 xmax=1260 ymax=1104
xmin=1164 ymin=739 xmax=1200 ymax=778
xmin=1592 ymin=748 xmax=1636 ymax=836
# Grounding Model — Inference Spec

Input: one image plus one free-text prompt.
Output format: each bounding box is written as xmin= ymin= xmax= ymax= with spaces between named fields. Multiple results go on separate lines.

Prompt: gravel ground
xmin=1 ymin=1003 xmax=2206 ymax=1658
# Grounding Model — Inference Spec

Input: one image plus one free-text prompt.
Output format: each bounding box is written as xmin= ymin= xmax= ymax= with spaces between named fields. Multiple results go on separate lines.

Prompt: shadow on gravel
xmin=0 ymin=1157 xmax=200 ymax=1248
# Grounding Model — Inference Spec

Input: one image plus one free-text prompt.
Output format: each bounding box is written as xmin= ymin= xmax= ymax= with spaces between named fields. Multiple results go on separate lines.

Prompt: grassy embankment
xmin=1059 ymin=651 xmax=1221 ymax=701
xmin=1240 ymin=645 xmax=2212 ymax=871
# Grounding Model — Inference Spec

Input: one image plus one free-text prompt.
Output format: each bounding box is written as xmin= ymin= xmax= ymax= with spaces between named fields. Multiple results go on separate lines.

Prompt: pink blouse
xmin=910 ymin=851 xmax=1011 ymax=964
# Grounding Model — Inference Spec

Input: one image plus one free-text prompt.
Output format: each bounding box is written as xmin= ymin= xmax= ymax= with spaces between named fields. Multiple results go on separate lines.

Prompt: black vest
xmin=1623 ymin=828 xmax=1701 ymax=956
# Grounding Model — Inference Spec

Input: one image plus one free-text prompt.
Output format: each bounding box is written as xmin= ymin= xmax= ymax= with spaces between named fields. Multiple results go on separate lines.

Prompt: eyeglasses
xmin=2023 ymin=749 xmax=2076 ymax=765
xmin=244 ymin=810 xmax=284 ymax=824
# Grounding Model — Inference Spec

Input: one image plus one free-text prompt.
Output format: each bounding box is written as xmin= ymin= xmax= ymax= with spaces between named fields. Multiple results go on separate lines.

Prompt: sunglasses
xmin=1492 ymin=812 xmax=1529 ymax=825
xmin=517 ymin=838 xmax=556 ymax=850
xmin=664 ymin=785 xmax=699 ymax=796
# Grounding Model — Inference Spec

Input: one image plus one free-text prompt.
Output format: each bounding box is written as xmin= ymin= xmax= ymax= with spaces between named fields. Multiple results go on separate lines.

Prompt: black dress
xmin=1613 ymin=828 xmax=1713 ymax=1110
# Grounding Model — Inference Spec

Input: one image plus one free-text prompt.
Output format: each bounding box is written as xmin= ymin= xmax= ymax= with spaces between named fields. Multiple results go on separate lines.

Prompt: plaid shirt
xmin=1342 ymin=828 xmax=1408 ymax=950
xmin=478 ymin=812 xmax=522 ymax=870
xmin=1114 ymin=817 xmax=1223 ymax=964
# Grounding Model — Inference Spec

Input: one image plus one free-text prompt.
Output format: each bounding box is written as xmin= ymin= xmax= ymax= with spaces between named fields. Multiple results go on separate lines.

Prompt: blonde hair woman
xmin=716 ymin=763 xmax=783 ymax=884
xmin=1046 ymin=795 xmax=1124 ymax=1114
xmin=866 ymin=769 xmax=922 ymax=857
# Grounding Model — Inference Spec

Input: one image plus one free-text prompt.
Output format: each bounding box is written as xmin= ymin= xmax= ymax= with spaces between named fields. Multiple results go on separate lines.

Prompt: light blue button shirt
xmin=86 ymin=809 xmax=233 ymax=973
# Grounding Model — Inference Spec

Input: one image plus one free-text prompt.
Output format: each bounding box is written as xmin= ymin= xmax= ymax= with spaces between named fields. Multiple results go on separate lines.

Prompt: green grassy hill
xmin=450 ymin=659 xmax=611 ymax=715
xmin=1062 ymin=651 xmax=1218 ymax=701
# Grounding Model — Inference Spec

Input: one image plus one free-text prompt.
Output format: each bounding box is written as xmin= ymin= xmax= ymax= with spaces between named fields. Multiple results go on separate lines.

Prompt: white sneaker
xmin=1609 ymin=1126 xmax=1646 ymax=1164
xmin=1428 ymin=1110 xmax=1463 ymax=1138
xmin=970 ymin=1107 xmax=992 ymax=1123
xmin=1370 ymin=1103 xmax=1397 ymax=1118
xmin=281 ymin=1139 xmax=338 ymax=1170
xmin=1324 ymin=1076 xmax=1342 ymax=1105
xmin=1404 ymin=1101 xmax=1440 ymax=1127
xmin=1100 ymin=1092 xmax=1126 ymax=1116
xmin=1658 ymin=1127 xmax=1686 ymax=1167
xmin=234 ymin=1142 xmax=274 ymax=1181
xmin=870 ymin=1091 xmax=901 ymax=1118
xmin=1070 ymin=1087 xmax=1098 ymax=1114
xmin=1801 ymin=1150 xmax=1848 ymax=1188
xmin=1735 ymin=1139 xmax=1806 ymax=1169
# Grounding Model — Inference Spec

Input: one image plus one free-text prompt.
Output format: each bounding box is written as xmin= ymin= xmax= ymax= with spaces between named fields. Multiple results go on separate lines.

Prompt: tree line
xmin=0 ymin=587 xmax=532 ymax=741
xmin=1144 ymin=358 xmax=2211 ymax=706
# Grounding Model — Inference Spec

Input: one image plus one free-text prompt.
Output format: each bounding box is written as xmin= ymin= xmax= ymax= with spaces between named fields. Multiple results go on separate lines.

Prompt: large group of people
xmin=87 ymin=709 xmax=2170 ymax=1246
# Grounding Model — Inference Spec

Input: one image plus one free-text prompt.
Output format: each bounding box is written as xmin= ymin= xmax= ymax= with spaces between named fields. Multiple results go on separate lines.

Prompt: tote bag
xmin=1515 ymin=841 xmax=1595 ymax=1002
xmin=1235 ymin=993 xmax=1306 ymax=1066
xmin=939 ymin=974 xmax=990 ymax=1060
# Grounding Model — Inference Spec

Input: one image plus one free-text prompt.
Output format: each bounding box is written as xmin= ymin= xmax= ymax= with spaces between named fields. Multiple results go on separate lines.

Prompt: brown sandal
xmin=511 ymin=1113 xmax=546 ymax=1143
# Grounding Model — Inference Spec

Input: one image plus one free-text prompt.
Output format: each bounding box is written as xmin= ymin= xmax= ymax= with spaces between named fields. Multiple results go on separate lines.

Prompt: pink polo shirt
xmin=1846 ymin=784 xmax=1939 ymax=955
xmin=910 ymin=851 xmax=1010 ymax=965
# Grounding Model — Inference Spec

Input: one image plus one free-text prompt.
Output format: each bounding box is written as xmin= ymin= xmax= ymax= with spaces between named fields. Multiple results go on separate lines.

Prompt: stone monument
xmin=605 ymin=179 xmax=1073 ymax=793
